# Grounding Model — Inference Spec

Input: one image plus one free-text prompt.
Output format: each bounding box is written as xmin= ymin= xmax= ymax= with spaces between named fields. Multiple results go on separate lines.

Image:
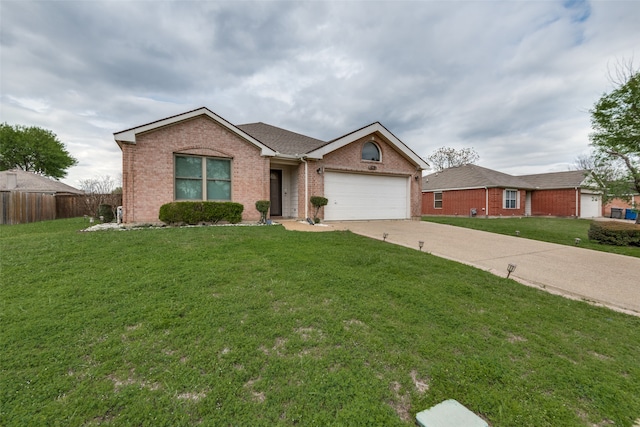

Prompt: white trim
xmin=434 ymin=191 xmax=443 ymax=209
xmin=307 ymin=122 xmax=428 ymax=169
xmin=503 ymin=188 xmax=520 ymax=209
xmin=114 ymin=107 xmax=277 ymax=157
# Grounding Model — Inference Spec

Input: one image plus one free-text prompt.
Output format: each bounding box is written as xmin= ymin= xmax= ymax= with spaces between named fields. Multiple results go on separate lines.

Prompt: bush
xmin=588 ymin=221 xmax=640 ymax=246
xmin=310 ymin=196 xmax=328 ymax=220
xmin=159 ymin=202 xmax=243 ymax=225
xmin=98 ymin=204 xmax=114 ymax=223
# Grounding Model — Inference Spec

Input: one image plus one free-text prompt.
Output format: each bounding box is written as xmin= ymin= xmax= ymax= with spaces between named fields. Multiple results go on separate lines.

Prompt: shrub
xmin=159 ymin=202 xmax=243 ymax=225
xmin=98 ymin=204 xmax=114 ymax=223
xmin=588 ymin=221 xmax=640 ymax=246
xmin=310 ymin=196 xmax=328 ymax=220
xmin=255 ymin=200 xmax=270 ymax=223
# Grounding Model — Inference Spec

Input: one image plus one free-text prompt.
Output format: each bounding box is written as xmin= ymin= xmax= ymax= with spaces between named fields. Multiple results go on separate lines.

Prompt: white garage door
xmin=580 ymin=193 xmax=601 ymax=218
xmin=324 ymin=172 xmax=410 ymax=220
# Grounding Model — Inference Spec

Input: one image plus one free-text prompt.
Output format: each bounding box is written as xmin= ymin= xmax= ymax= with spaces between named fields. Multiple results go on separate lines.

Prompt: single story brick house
xmin=114 ymin=107 xmax=428 ymax=223
xmin=421 ymin=164 xmax=602 ymax=218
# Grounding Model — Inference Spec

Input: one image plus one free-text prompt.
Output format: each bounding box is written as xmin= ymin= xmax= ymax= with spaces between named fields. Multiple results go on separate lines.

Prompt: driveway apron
xmin=328 ymin=220 xmax=640 ymax=316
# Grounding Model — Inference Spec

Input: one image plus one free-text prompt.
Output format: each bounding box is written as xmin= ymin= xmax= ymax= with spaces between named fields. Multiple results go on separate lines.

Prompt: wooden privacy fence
xmin=0 ymin=192 xmax=123 ymax=225
xmin=1 ymin=191 xmax=56 ymax=225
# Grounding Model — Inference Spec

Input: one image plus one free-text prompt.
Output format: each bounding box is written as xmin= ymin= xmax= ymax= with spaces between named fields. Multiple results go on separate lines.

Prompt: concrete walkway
xmin=311 ymin=220 xmax=640 ymax=316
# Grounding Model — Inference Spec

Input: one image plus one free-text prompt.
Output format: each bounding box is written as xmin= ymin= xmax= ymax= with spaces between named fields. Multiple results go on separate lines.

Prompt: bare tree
xmin=427 ymin=147 xmax=480 ymax=171
xmin=573 ymin=153 xmax=625 ymax=202
xmin=78 ymin=175 xmax=122 ymax=219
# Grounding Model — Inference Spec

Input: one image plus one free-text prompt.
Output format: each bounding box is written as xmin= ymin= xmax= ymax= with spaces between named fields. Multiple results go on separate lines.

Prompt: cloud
xmin=1 ymin=0 xmax=639 ymax=186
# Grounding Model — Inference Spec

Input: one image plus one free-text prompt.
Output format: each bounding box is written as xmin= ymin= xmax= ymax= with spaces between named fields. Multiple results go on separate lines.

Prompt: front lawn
xmin=1 ymin=219 xmax=639 ymax=426
xmin=422 ymin=216 xmax=640 ymax=258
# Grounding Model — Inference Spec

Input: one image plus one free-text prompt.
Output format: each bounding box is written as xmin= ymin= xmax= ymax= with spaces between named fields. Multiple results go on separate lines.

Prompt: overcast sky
xmin=1 ymin=0 xmax=639 ymax=187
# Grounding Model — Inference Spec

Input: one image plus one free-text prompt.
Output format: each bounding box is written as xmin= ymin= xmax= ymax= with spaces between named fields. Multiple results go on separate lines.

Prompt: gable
xmin=308 ymin=122 xmax=428 ymax=169
xmin=114 ymin=107 xmax=277 ymax=157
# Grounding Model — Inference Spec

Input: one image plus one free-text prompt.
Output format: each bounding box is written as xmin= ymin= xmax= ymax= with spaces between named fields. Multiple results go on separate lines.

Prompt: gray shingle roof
xmin=422 ymin=164 xmax=591 ymax=191
xmin=422 ymin=164 xmax=535 ymax=191
xmin=237 ymin=122 xmax=327 ymax=155
xmin=518 ymin=170 xmax=588 ymax=189
xmin=0 ymin=169 xmax=84 ymax=194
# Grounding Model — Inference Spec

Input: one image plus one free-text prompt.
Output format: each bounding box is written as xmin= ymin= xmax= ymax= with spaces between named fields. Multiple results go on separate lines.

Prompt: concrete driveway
xmin=318 ymin=220 xmax=640 ymax=316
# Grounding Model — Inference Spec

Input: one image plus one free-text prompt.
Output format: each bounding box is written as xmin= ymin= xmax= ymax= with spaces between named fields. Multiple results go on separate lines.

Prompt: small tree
xmin=255 ymin=200 xmax=270 ymax=224
xmin=78 ymin=175 xmax=121 ymax=219
xmin=310 ymin=196 xmax=328 ymax=223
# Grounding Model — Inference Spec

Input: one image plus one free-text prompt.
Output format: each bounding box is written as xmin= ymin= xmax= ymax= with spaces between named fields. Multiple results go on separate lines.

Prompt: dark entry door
xmin=270 ymin=170 xmax=282 ymax=216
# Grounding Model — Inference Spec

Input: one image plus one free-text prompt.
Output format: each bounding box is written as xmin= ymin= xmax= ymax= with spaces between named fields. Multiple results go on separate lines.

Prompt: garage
xmin=580 ymin=192 xmax=602 ymax=218
xmin=324 ymin=172 xmax=410 ymax=220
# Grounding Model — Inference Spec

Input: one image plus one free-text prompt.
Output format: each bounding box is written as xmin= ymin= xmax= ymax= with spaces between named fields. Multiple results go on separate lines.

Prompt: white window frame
xmin=434 ymin=192 xmax=443 ymax=209
xmin=503 ymin=189 xmax=519 ymax=209
xmin=361 ymin=141 xmax=381 ymax=162
xmin=174 ymin=155 xmax=232 ymax=201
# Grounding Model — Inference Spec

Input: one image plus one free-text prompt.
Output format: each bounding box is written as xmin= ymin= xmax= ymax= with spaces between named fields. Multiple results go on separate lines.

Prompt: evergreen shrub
xmin=159 ymin=202 xmax=243 ymax=225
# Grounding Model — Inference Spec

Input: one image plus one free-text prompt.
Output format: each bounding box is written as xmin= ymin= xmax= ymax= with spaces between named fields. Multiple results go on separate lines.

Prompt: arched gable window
xmin=362 ymin=142 xmax=381 ymax=161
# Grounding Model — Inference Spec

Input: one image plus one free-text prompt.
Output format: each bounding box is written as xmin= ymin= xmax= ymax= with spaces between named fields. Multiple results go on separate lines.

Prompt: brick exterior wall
xmin=530 ymin=189 xmax=578 ymax=217
xmin=305 ymin=134 xmax=422 ymax=219
xmin=120 ymin=116 xmax=269 ymax=223
xmin=422 ymin=188 xmax=527 ymax=217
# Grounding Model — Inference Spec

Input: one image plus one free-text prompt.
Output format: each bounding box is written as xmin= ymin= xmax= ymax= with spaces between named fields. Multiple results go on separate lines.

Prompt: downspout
xmin=485 ymin=187 xmax=489 ymax=217
xmin=300 ymin=156 xmax=308 ymax=219
xmin=575 ymin=187 xmax=579 ymax=218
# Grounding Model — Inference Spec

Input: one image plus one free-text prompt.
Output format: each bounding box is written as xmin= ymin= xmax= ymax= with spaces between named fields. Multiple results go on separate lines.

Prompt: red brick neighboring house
xmin=421 ymin=164 xmax=601 ymax=218
xmin=114 ymin=107 xmax=428 ymax=224
xmin=603 ymin=195 xmax=639 ymax=219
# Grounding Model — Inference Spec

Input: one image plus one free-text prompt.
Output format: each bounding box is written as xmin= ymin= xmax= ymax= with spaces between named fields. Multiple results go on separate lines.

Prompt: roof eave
xmin=306 ymin=122 xmax=429 ymax=169
xmin=113 ymin=107 xmax=277 ymax=156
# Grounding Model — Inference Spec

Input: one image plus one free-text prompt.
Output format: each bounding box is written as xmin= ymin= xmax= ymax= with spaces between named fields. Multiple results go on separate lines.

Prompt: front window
xmin=175 ymin=155 xmax=231 ymax=200
xmin=504 ymin=189 xmax=518 ymax=209
xmin=434 ymin=192 xmax=442 ymax=209
xmin=362 ymin=142 xmax=381 ymax=161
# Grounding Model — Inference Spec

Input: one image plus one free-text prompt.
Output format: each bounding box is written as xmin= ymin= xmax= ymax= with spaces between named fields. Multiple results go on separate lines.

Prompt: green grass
xmin=422 ymin=216 xmax=640 ymax=258
xmin=1 ymin=218 xmax=639 ymax=426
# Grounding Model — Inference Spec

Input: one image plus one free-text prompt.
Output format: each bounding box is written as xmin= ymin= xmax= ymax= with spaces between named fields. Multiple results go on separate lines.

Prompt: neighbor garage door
xmin=324 ymin=172 xmax=409 ymax=220
xmin=580 ymin=193 xmax=601 ymax=218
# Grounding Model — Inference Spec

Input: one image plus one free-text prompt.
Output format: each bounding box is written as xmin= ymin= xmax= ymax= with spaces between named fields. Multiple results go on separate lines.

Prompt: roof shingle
xmin=0 ymin=169 xmax=83 ymax=194
xmin=237 ymin=122 xmax=327 ymax=155
xmin=422 ymin=164 xmax=590 ymax=191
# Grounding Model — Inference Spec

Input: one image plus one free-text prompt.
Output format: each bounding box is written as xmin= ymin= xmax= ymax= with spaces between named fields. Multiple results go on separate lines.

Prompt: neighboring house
xmin=421 ymin=164 xmax=601 ymax=218
xmin=114 ymin=107 xmax=428 ymax=224
xmin=0 ymin=169 xmax=83 ymax=195
xmin=0 ymin=169 xmax=85 ymax=224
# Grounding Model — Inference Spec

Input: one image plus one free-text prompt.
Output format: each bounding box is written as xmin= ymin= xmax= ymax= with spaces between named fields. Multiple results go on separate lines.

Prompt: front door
xmin=270 ymin=170 xmax=282 ymax=216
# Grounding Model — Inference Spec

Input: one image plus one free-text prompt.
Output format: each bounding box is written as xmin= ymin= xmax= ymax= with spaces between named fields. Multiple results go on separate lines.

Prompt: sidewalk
xmin=282 ymin=220 xmax=640 ymax=316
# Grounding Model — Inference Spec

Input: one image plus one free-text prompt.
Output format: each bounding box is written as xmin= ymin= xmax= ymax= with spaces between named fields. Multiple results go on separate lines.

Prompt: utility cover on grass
xmin=416 ymin=399 xmax=488 ymax=427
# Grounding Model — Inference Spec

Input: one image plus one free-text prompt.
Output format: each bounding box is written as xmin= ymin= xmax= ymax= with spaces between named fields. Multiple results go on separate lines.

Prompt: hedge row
xmin=588 ymin=221 xmax=640 ymax=246
xmin=159 ymin=201 xmax=243 ymax=225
